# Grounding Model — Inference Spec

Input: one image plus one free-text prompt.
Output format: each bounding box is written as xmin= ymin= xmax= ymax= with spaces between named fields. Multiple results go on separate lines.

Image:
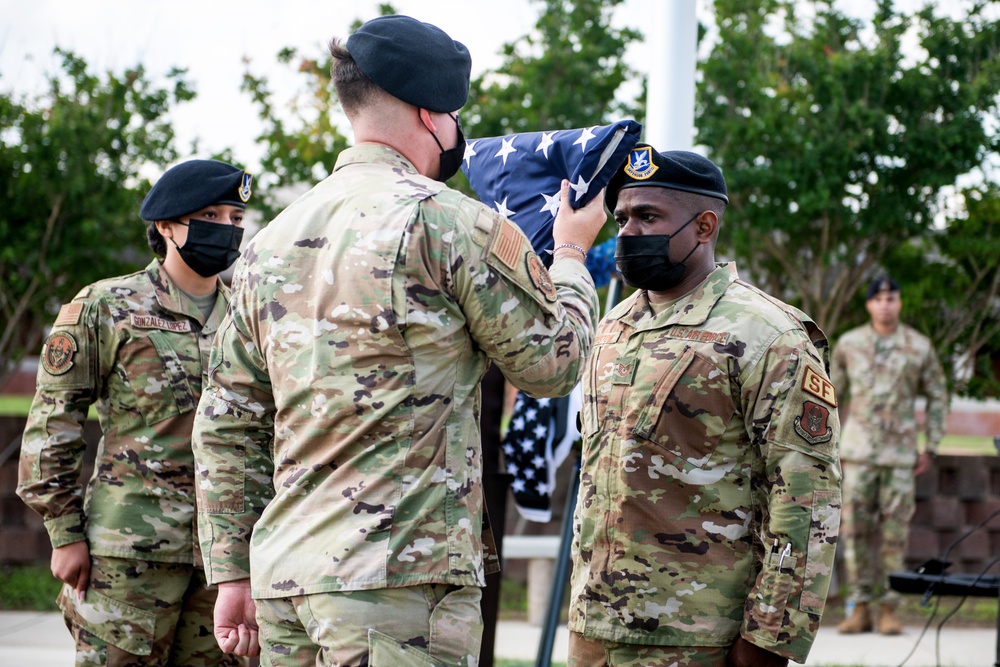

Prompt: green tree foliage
xmin=241 ymin=47 xmax=352 ymax=221
xmin=0 ymin=49 xmax=194 ymax=386
xmin=465 ymin=0 xmax=642 ymax=136
xmin=880 ymin=184 xmax=1000 ymax=396
xmin=698 ymin=0 xmax=1000 ymax=344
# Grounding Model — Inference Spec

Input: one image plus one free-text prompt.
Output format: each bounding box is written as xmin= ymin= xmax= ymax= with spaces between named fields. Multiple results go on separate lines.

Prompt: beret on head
xmin=140 ymin=159 xmax=253 ymax=222
xmin=605 ymin=144 xmax=728 ymax=212
xmin=346 ymin=14 xmax=471 ymax=113
xmin=866 ymin=276 xmax=900 ymax=300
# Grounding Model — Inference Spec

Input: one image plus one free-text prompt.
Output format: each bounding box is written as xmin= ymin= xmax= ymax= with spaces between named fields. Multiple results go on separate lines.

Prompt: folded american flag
xmin=462 ymin=121 xmax=641 ymax=521
xmin=461 ymin=120 xmax=642 ymax=266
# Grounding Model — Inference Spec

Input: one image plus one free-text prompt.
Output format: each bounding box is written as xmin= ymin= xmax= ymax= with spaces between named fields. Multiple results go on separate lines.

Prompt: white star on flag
xmin=535 ymin=132 xmax=556 ymax=159
xmin=494 ymin=136 xmax=518 ymax=166
xmin=463 ymin=140 xmax=478 ymax=168
xmin=460 ymin=120 xmax=642 ymax=265
xmin=494 ymin=196 xmax=515 ymax=219
xmin=574 ymin=126 xmax=597 ymax=152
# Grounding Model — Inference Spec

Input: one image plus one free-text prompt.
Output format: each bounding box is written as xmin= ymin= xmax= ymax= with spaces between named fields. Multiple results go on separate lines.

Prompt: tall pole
xmin=644 ymin=0 xmax=698 ymax=151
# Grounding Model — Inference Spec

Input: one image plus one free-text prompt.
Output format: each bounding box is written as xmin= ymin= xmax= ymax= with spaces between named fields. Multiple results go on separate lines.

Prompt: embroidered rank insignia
xmin=42 ymin=332 xmax=78 ymax=376
xmin=794 ymin=400 xmax=833 ymax=445
xmin=624 ymin=146 xmax=659 ymax=180
xmin=54 ymin=303 xmax=83 ymax=326
xmin=491 ymin=219 xmax=522 ymax=270
xmin=526 ymin=253 xmax=557 ymax=302
xmin=612 ymin=356 xmax=636 ymax=385
xmin=239 ymin=172 xmax=254 ymax=202
xmin=802 ymin=365 xmax=837 ymax=407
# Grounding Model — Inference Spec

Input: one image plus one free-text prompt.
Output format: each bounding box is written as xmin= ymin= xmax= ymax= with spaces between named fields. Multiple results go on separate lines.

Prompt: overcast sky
xmin=1 ymin=0 xmax=989 ymax=176
xmin=0 ymin=0 xmax=668 ymax=170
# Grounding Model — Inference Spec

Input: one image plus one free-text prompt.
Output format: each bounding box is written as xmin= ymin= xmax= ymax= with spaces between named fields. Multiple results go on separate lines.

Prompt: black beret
xmin=866 ymin=276 xmax=900 ymax=300
xmin=346 ymin=14 xmax=471 ymax=113
xmin=605 ymin=144 xmax=729 ymax=212
xmin=140 ymin=159 xmax=253 ymax=222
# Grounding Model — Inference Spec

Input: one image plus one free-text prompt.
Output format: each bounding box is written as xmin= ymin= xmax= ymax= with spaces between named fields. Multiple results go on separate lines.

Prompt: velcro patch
xmin=526 ymin=253 xmax=557 ymax=302
xmin=802 ymin=365 xmax=837 ymax=407
xmin=131 ymin=314 xmax=192 ymax=332
xmin=491 ymin=219 xmax=522 ymax=270
xmin=42 ymin=332 xmax=78 ymax=376
xmin=612 ymin=356 xmax=636 ymax=385
xmin=54 ymin=303 xmax=83 ymax=326
xmin=595 ymin=331 xmax=621 ymax=345
xmin=667 ymin=326 xmax=731 ymax=346
xmin=794 ymin=400 xmax=834 ymax=445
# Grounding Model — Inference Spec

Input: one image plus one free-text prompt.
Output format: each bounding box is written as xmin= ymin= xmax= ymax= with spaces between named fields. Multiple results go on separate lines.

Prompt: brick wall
xmin=2 ymin=416 xmax=1000 ymax=576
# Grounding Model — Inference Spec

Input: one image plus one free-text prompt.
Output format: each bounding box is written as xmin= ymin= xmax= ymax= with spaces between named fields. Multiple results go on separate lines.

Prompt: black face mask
xmin=171 ymin=218 xmax=245 ymax=277
xmin=427 ymin=112 xmax=466 ymax=182
xmin=615 ymin=213 xmax=699 ymax=291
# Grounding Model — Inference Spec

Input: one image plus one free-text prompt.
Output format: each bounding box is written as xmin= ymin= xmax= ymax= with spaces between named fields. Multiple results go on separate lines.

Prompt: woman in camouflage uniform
xmin=17 ymin=159 xmax=253 ymax=666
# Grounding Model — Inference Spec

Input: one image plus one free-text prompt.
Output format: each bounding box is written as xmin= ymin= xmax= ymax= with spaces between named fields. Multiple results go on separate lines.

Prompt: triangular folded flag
xmin=461 ymin=120 xmax=642 ymax=265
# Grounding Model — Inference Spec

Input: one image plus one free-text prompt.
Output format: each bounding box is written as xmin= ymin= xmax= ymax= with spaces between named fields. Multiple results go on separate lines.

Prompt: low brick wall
xmin=2 ymin=416 xmax=1000 ymax=578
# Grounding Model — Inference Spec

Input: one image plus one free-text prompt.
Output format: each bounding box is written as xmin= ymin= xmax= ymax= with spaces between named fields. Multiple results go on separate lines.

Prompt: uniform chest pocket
xmin=121 ymin=330 xmax=201 ymax=425
xmin=632 ymin=346 xmax=736 ymax=470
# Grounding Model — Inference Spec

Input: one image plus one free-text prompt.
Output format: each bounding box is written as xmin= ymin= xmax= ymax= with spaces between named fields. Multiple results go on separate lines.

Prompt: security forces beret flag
xmin=605 ymin=144 xmax=729 ymax=212
xmin=346 ymin=14 xmax=471 ymax=113
xmin=140 ymin=159 xmax=252 ymax=222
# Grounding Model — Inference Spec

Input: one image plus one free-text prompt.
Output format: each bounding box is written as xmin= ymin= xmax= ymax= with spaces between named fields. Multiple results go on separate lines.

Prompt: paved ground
xmin=0 ymin=611 xmax=995 ymax=666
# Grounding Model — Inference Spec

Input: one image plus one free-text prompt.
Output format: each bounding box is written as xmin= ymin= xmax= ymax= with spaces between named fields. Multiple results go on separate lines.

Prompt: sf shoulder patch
xmin=526 ymin=252 xmax=557 ymax=302
xmin=802 ymin=365 xmax=837 ymax=407
xmin=42 ymin=331 xmax=78 ymax=376
xmin=794 ymin=400 xmax=834 ymax=445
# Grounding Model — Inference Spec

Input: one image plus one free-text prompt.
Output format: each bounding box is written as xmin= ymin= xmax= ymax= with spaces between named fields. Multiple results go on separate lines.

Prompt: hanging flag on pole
xmin=462 ymin=120 xmax=640 ymax=521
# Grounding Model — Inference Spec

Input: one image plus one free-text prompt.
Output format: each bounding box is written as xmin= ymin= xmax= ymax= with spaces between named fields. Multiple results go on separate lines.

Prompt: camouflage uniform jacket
xmin=569 ymin=264 xmax=842 ymax=663
xmin=18 ymin=259 xmax=229 ymax=565
xmin=831 ymin=323 xmax=948 ymax=466
xmin=193 ymin=144 xmax=599 ymax=598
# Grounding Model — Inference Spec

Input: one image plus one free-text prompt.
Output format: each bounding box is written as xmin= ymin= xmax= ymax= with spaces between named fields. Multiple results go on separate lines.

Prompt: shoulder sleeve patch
xmin=802 ymin=365 xmax=837 ymax=407
xmin=491 ymin=218 xmax=523 ymax=270
xmin=793 ymin=400 xmax=835 ymax=445
xmin=54 ymin=302 xmax=83 ymax=326
xmin=41 ymin=331 xmax=78 ymax=376
xmin=526 ymin=252 xmax=557 ymax=303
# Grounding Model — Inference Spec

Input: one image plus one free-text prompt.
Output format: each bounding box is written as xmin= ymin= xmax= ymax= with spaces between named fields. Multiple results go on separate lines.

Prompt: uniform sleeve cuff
xmin=45 ymin=513 xmax=87 ymax=548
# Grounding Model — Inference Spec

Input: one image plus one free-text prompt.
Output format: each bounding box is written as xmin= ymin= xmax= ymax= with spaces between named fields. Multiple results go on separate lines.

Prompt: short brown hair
xmin=328 ymin=39 xmax=382 ymax=117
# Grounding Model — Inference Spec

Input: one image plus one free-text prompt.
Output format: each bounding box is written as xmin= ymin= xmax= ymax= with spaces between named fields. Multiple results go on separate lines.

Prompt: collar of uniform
xmin=624 ymin=262 xmax=736 ymax=332
xmin=334 ymin=143 xmax=422 ymax=176
xmin=146 ymin=258 xmax=228 ymax=328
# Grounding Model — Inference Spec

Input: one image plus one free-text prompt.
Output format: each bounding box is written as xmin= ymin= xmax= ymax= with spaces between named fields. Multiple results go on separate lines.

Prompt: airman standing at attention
xmin=18 ymin=159 xmax=253 ymax=666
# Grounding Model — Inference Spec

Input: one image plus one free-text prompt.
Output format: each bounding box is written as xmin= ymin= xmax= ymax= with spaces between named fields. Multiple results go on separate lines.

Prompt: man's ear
xmin=695 ymin=210 xmax=719 ymax=243
xmin=418 ymin=108 xmax=437 ymax=133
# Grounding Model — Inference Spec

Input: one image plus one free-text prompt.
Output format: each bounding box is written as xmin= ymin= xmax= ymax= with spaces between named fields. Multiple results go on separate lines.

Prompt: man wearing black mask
xmin=190 ymin=14 xmax=608 ymax=667
xmin=18 ymin=158 xmax=252 ymax=666
xmin=568 ymin=145 xmax=843 ymax=667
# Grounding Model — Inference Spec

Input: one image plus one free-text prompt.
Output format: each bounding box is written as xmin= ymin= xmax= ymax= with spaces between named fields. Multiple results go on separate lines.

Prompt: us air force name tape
xmin=346 ymin=14 xmax=471 ymax=113
xmin=140 ymin=159 xmax=253 ymax=222
xmin=605 ymin=144 xmax=729 ymax=212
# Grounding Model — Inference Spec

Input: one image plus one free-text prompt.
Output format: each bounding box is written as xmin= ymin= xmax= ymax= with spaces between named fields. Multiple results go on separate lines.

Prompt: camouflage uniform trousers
xmin=841 ymin=461 xmax=916 ymax=607
xmin=568 ymin=632 xmax=728 ymax=667
xmin=255 ymin=584 xmax=483 ymax=667
xmin=59 ymin=555 xmax=243 ymax=666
